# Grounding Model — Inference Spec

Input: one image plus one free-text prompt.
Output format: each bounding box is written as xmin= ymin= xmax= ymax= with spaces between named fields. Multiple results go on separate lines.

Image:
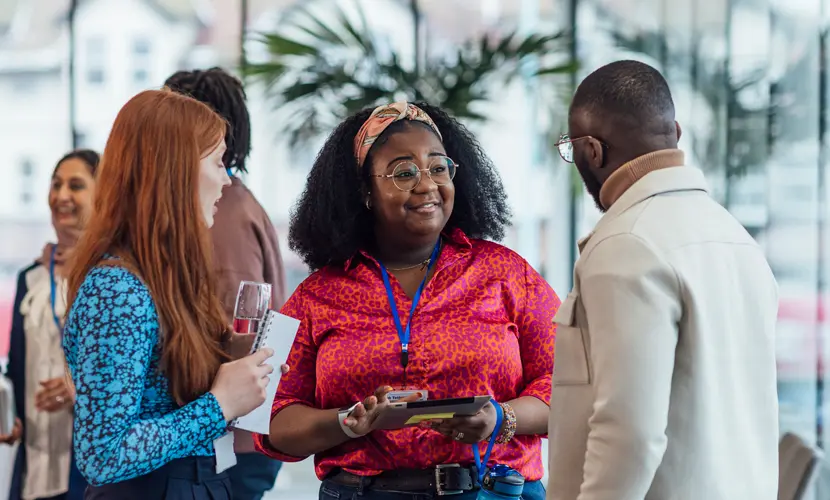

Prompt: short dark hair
xmin=571 ymin=60 xmax=675 ymax=133
xmin=289 ymin=102 xmax=511 ymax=271
xmin=165 ymin=67 xmax=251 ymax=173
xmin=54 ymin=149 xmax=100 ymax=177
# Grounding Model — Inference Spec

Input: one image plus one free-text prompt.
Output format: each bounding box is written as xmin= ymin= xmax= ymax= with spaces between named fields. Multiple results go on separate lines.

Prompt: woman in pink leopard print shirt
xmin=254 ymin=102 xmax=559 ymax=500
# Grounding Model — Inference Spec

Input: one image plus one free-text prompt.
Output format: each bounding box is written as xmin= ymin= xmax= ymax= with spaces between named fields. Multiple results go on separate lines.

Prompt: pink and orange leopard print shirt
xmin=253 ymin=228 xmax=559 ymax=481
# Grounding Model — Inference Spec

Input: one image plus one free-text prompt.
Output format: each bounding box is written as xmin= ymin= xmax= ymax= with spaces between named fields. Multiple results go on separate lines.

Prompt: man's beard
xmin=575 ymin=160 xmax=606 ymax=213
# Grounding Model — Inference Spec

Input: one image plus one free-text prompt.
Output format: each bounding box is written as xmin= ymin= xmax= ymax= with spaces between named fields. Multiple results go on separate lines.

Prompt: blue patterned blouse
xmin=62 ymin=265 xmax=228 ymax=486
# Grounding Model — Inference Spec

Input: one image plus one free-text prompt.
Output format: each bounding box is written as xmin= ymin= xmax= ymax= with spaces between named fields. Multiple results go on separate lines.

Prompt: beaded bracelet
xmin=496 ymin=402 xmax=517 ymax=444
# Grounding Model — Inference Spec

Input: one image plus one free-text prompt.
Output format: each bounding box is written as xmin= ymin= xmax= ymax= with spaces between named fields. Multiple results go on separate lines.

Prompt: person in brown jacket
xmin=165 ymin=67 xmax=287 ymax=500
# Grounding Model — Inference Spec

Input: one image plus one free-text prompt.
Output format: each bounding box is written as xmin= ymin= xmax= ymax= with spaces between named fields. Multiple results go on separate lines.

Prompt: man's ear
xmin=587 ymin=137 xmax=605 ymax=169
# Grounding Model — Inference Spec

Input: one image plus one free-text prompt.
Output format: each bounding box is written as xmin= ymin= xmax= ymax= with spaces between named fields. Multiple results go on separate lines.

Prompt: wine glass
xmin=233 ymin=281 xmax=272 ymax=335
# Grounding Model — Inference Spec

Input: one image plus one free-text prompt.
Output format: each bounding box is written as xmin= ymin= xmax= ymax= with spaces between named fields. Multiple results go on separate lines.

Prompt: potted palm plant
xmin=243 ymin=0 xmax=576 ymax=151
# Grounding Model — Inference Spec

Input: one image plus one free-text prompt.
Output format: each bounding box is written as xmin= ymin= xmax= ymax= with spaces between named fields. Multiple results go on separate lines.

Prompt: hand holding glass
xmin=233 ymin=281 xmax=272 ymax=335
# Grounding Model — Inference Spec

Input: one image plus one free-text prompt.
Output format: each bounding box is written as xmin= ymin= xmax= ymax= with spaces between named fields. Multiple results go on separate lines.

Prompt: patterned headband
xmin=353 ymin=102 xmax=443 ymax=170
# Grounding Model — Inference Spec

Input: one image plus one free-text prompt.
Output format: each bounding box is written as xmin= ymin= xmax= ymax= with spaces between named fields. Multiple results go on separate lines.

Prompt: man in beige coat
xmin=547 ymin=60 xmax=779 ymax=499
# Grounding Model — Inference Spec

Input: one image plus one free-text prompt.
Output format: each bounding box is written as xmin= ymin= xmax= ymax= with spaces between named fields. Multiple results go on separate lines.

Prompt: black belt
xmin=330 ymin=464 xmax=478 ymax=496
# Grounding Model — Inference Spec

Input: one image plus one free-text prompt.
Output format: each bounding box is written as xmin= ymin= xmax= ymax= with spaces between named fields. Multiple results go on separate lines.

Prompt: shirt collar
xmin=342 ymin=227 xmax=473 ymax=271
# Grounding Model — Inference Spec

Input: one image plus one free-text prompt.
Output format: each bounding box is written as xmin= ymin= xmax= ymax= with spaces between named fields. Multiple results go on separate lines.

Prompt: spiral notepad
xmin=231 ymin=310 xmax=300 ymax=434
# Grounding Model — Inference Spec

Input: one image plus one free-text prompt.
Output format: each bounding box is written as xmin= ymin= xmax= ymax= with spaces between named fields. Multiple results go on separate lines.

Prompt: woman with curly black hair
xmin=254 ymin=102 xmax=559 ymax=500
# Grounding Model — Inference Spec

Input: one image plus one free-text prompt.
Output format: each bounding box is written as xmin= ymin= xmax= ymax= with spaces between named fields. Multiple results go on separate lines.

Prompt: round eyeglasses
xmin=555 ymin=135 xmax=576 ymax=163
xmin=370 ymin=156 xmax=458 ymax=192
xmin=554 ymin=134 xmax=609 ymax=163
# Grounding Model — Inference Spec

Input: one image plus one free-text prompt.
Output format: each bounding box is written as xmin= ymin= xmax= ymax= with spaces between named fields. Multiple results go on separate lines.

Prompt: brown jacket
xmin=211 ymin=177 xmax=286 ymax=455
xmin=212 ymin=177 xmax=286 ymax=317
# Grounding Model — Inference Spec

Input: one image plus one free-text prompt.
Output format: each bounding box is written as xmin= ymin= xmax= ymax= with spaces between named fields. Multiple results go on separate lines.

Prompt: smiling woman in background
xmin=1 ymin=149 xmax=99 ymax=500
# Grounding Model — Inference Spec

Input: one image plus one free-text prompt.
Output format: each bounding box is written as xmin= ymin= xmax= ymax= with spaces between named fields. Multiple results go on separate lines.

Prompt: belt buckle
xmin=435 ymin=463 xmax=464 ymax=496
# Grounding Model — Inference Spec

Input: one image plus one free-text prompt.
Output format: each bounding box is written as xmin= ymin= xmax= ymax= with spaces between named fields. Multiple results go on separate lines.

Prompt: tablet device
xmin=373 ymin=395 xmax=492 ymax=430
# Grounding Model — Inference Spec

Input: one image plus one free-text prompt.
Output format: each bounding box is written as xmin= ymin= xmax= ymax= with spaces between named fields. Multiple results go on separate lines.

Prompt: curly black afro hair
xmin=289 ymin=102 xmax=511 ymax=271
xmin=165 ymin=67 xmax=251 ymax=173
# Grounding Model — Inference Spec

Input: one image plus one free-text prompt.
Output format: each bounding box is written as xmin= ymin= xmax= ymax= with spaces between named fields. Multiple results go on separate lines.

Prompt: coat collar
xmin=598 ymin=149 xmax=686 ymax=209
xmin=578 ymin=165 xmax=709 ymax=253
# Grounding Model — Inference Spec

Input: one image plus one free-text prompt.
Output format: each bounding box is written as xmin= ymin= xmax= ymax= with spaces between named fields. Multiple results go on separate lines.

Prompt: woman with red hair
xmin=62 ymin=89 xmax=274 ymax=498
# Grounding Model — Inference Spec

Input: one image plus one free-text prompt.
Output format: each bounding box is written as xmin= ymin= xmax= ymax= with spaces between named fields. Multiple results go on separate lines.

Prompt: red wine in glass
xmin=233 ymin=317 xmax=261 ymax=335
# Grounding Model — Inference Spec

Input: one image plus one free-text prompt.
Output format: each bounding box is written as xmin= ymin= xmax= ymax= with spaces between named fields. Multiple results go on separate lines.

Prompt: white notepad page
xmin=232 ymin=310 xmax=300 ymax=434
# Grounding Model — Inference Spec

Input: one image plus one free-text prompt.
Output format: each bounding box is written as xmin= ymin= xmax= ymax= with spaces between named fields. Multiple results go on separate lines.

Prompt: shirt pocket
xmin=553 ymin=291 xmax=591 ymax=386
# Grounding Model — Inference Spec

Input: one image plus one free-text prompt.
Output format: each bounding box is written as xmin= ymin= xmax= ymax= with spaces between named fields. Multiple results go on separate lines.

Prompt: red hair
xmin=67 ymin=89 xmax=229 ymax=404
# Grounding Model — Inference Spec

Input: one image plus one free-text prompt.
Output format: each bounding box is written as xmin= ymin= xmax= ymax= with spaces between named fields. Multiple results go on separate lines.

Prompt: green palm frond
xmin=244 ymin=0 xmax=576 ymax=152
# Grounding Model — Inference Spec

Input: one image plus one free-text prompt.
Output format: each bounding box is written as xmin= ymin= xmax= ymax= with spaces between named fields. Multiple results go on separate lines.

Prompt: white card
xmin=233 ymin=311 xmax=301 ymax=434
xmin=213 ymin=432 xmax=237 ymax=474
xmin=387 ymin=390 xmax=428 ymax=402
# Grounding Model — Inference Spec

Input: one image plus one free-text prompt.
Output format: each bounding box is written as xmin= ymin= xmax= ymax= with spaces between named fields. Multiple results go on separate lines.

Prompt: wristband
xmin=338 ymin=403 xmax=361 ymax=439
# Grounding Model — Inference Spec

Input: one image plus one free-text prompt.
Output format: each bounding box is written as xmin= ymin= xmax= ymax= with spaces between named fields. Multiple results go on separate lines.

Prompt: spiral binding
xmin=251 ymin=311 xmax=275 ymax=353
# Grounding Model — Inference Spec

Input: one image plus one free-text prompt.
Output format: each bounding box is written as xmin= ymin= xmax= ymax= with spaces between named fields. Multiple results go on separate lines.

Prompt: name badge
xmin=387 ymin=390 xmax=428 ymax=402
xmin=213 ymin=432 xmax=237 ymax=474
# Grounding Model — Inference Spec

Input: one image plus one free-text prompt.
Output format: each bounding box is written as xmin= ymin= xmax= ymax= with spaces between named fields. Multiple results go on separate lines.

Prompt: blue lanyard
xmin=472 ymin=399 xmax=503 ymax=482
xmin=48 ymin=245 xmax=64 ymax=337
xmin=378 ymin=240 xmax=442 ymax=369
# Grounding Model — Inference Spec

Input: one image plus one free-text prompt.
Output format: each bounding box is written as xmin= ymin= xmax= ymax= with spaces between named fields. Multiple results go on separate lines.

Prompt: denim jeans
xmin=318 ymin=478 xmax=546 ymax=500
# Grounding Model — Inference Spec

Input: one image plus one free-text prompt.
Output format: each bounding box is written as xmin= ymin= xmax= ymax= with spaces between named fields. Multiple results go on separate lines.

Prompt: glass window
xmin=133 ymin=37 xmax=150 ymax=55
xmin=767 ymin=2 xmax=823 ymax=467
xmin=10 ymin=72 xmax=38 ymax=94
xmin=132 ymin=37 xmax=151 ymax=85
xmin=132 ymin=68 xmax=148 ymax=84
xmin=19 ymin=158 xmax=34 ymax=206
xmin=85 ymin=37 xmax=105 ymax=84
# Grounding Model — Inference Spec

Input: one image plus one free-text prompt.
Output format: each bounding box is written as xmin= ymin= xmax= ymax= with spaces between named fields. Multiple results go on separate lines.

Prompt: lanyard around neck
xmin=378 ymin=240 xmax=442 ymax=369
xmin=49 ymin=245 xmax=64 ymax=337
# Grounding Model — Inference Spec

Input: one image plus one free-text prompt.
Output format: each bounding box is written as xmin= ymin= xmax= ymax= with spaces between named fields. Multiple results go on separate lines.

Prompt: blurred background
xmin=0 ymin=0 xmax=828 ymax=497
